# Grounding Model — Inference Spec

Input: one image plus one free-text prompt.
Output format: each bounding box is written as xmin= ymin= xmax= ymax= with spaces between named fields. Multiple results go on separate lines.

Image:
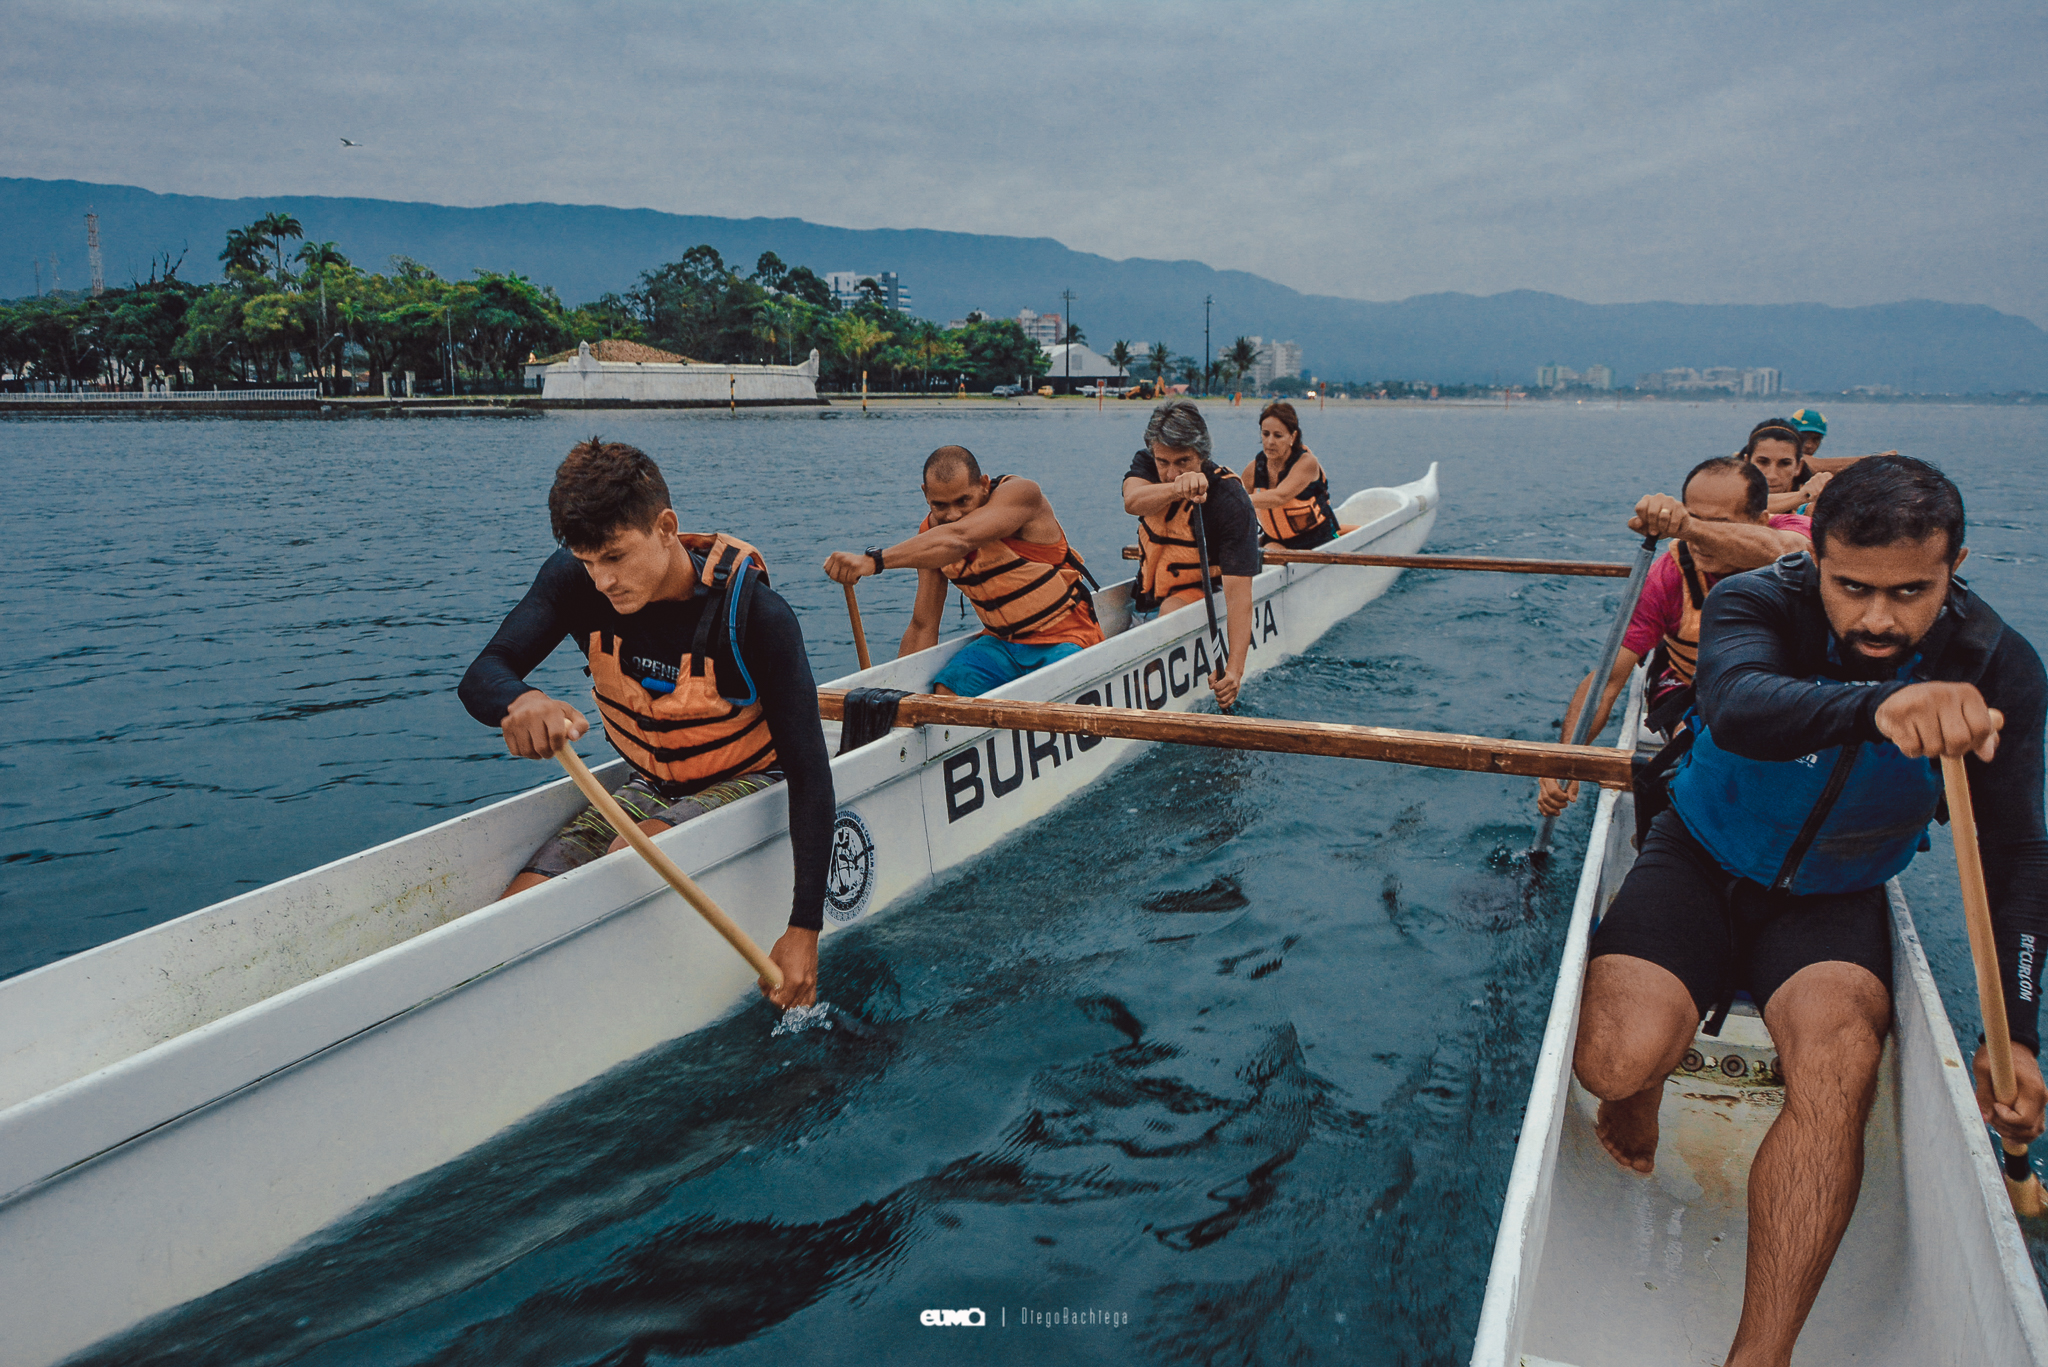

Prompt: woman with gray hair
xmin=1121 ymin=398 xmax=1262 ymax=707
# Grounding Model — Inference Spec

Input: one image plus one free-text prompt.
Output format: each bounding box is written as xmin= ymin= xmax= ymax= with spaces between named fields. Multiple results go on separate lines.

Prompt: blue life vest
xmin=1669 ymin=715 xmax=1940 ymax=894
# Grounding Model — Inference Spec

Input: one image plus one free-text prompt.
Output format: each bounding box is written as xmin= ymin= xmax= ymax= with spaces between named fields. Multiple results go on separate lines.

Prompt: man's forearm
xmin=880 ymin=527 xmax=977 ymax=571
xmin=1224 ymin=577 xmax=1253 ymax=672
xmin=899 ymin=620 xmax=940 ymax=657
xmin=1123 ymin=482 xmax=1184 ymax=517
xmin=1684 ymin=521 xmax=1807 ymax=569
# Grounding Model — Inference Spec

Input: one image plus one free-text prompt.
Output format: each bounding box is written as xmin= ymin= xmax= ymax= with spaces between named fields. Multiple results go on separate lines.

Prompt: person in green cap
xmin=1788 ymin=408 xmax=1829 ymax=462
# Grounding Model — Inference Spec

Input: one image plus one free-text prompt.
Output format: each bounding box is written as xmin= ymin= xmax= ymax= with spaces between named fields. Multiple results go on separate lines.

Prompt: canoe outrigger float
xmin=1471 ymin=679 xmax=2048 ymax=1367
xmin=0 ymin=469 xmax=1437 ymax=1365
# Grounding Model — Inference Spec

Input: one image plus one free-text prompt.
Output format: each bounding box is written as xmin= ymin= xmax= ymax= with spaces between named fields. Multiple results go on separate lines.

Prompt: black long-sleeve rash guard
xmin=459 ymin=547 xmax=835 ymax=932
xmin=1695 ymin=554 xmax=2048 ymax=1051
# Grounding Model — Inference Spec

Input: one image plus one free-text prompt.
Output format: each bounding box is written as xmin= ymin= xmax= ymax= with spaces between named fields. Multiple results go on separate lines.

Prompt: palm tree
xmin=1109 ymin=340 xmax=1132 ymax=384
xmin=1149 ymin=340 xmax=1173 ymax=391
xmin=295 ymin=240 xmax=350 ymax=271
xmin=218 ymin=226 xmax=267 ymax=274
xmin=253 ymin=212 xmax=304 ymax=284
xmin=832 ymin=314 xmax=891 ymax=385
xmin=1228 ymin=336 xmax=1260 ymax=391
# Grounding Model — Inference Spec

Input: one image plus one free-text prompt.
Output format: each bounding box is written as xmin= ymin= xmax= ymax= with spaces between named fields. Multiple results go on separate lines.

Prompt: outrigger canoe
xmin=0 ymin=466 xmax=1438 ymax=1365
xmin=1471 ymin=679 xmax=2048 ymax=1367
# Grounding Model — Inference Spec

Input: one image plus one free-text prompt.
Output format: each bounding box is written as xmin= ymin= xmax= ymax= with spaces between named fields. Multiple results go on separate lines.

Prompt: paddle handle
xmin=1191 ymin=502 xmax=1225 ymax=674
xmin=1945 ymin=756 xmax=2021 ymax=1114
xmin=1943 ymin=753 xmax=2046 ymax=1218
xmin=553 ymin=744 xmax=784 ymax=989
xmin=844 ymin=581 xmax=872 ymax=671
xmin=1532 ymin=534 xmax=1660 ymax=854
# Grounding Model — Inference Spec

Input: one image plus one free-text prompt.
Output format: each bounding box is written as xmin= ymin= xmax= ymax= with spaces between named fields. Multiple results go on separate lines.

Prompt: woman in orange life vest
xmin=1121 ymin=398 xmax=1262 ymax=708
xmin=1242 ymin=400 xmax=1339 ymax=549
xmin=1535 ymin=457 xmax=1812 ymax=818
xmin=823 ymin=445 xmax=1102 ymax=698
xmin=459 ymin=440 xmax=835 ymax=1009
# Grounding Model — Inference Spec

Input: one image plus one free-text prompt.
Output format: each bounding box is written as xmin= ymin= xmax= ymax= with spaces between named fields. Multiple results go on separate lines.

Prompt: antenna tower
xmin=86 ymin=211 xmax=104 ymax=297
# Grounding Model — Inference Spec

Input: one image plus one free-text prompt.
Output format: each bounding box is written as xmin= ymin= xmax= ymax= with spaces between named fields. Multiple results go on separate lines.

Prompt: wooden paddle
xmin=843 ymin=582 xmax=872 ymax=670
xmin=815 ymin=689 xmax=1632 ymax=785
xmin=553 ymin=743 xmax=785 ymax=990
xmin=1941 ymin=754 xmax=2046 ymax=1217
xmin=1119 ymin=545 xmax=1632 ymax=577
xmin=1530 ymin=534 xmax=1661 ymax=859
xmin=1189 ymin=502 xmax=1228 ymax=703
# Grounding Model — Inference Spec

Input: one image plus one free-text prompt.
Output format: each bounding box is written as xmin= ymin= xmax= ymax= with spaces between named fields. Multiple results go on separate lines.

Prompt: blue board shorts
xmin=930 ymin=635 xmax=1085 ymax=697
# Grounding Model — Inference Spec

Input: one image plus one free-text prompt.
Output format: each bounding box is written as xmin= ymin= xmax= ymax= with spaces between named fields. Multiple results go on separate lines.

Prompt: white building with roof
xmin=1040 ymin=342 xmax=1131 ymax=392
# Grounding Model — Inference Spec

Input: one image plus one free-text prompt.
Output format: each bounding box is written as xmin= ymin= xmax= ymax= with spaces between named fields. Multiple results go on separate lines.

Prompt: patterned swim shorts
xmin=521 ymin=770 xmax=784 ymax=878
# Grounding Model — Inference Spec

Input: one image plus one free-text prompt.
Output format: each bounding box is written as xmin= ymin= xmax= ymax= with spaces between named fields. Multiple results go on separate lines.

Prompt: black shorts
xmin=1589 ymin=808 xmax=1894 ymax=1019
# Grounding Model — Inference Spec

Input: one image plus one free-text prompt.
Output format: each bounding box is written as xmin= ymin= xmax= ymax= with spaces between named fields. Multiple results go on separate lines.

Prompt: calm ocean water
xmin=3 ymin=401 xmax=2045 ymax=1364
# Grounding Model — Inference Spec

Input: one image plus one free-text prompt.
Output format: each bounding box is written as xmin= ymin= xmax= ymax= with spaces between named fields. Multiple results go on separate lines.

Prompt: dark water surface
xmin=5 ymin=402 xmax=2046 ymax=1364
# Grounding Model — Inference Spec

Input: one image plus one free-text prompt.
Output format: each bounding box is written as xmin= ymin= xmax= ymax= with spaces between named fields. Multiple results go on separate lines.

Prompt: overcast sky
xmin=7 ymin=1 xmax=2045 ymax=322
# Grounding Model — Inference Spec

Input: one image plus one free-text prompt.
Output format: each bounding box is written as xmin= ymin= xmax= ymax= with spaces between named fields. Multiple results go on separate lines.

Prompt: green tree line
xmin=0 ymin=215 xmax=1053 ymax=394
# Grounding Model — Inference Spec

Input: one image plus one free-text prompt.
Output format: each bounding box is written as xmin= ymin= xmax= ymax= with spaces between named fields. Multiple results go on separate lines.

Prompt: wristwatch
xmin=866 ymin=546 xmax=887 ymax=575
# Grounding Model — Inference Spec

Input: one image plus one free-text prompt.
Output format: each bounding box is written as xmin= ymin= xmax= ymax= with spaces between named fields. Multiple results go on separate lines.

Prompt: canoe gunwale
xmin=1467 ymin=669 xmax=1643 ymax=1364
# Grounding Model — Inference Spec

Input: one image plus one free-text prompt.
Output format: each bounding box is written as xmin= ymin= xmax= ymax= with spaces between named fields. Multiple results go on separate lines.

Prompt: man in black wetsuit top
xmin=459 ymin=440 xmax=834 ymax=1008
xmin=1574 ymin=456 xmax=2048 ymax=1367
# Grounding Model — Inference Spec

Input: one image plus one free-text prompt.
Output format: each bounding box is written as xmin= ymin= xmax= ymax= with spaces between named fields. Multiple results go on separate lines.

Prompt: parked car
xmin=991 ymin=384 xmax=1025 ymax=397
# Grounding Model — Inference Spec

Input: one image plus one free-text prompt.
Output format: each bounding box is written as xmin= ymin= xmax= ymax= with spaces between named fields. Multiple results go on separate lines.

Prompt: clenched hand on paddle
xmin=498 ymin=691 xmax=814 ymax=1009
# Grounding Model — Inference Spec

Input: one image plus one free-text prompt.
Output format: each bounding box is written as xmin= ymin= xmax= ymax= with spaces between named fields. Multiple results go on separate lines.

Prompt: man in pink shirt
xmin=1538 ymin=457 xmax=1811 ymax=817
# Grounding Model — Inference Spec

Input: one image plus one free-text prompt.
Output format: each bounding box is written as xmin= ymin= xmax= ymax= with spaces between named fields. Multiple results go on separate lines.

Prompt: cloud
xmin=5 ymin=0 xmax=2043 ymax=320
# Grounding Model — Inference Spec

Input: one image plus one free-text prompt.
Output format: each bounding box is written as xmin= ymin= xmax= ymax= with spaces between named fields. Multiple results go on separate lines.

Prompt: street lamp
xmin=1203 ymin=294 xmax=1212 ymax=399
xmin=1060 ymin=287 xmax=1075 ymax=395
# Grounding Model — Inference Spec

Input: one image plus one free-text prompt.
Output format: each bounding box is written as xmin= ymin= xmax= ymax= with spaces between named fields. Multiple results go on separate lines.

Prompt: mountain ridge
xmin=5 ymin=177 xmax=2043 ymax=392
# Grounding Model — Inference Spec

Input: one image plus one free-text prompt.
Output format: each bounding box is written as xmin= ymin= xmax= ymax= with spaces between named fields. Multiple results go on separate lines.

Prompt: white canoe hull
xmin=1472 ymin=684 xmax=2048 ymax=1366
xmin=0 ymin=466 xmax=1437 ymax=1364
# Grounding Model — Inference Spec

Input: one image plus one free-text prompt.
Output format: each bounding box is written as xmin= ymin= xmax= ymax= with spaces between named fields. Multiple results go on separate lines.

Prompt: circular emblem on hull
xmin=825 ymin=810 xmax=876 ymax=924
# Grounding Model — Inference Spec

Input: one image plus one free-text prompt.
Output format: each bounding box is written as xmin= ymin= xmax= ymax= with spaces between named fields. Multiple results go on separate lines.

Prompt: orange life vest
xmin=1243 ymin=451 xmax=1337 ymax=547
xmin=586 ymin=532 xmax=778 ymax=792
xmin=921 ymin=476 xmax=1099 ymax=644
xmin=1136 ymin=463 xmax=1237 ymax=610
xmin=1654 ymin=542 xmax=1710 ymax=689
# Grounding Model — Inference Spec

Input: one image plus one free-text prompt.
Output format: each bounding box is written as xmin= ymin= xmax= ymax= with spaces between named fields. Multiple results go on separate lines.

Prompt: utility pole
xmin=1203 ymin=294 xmax=1212 ymax=398
xmin=32 ymin=260 xmax=40 ymax=295
xmin=86 ymin=210 xmax=104 ymax=297
xmin=1061 ymin=288 xmax=1075 ymax=394
xmin=444 ymin=306 xmax=454 ymax=398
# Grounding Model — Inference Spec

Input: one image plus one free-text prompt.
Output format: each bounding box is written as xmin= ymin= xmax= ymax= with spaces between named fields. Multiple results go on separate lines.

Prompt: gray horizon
xmin=5 ymin=0 xmax=2043 ymax=323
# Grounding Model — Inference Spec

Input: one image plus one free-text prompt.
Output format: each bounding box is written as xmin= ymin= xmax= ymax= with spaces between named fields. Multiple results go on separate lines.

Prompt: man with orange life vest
xmin=1537 ymin=456 xmax=1811 ymax=817
xmin=459 ymin=439 xmax=834 ymax=1008
xmin=1122 ymin=398 xmax=1261 ymax=708
xmin=1242 ymin=400 xmax=1338 ymax=549
xmin=822 ymin=445 xmax=1102 ymax=697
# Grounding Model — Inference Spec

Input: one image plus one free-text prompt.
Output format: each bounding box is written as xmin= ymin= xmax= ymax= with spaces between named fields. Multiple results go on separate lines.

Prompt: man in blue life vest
xmin=1573 ymin=456 xmax=2048 ymax=1367
xmin=823 ymin=445 xmax=1103 ymax=697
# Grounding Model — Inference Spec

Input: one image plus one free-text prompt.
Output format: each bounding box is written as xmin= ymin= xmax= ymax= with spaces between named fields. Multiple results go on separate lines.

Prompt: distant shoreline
xmin=0 ymin=391 xmax=2034 ymax=419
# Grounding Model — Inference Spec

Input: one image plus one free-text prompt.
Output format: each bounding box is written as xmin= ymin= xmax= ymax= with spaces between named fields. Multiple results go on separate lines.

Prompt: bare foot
xmin=1595 ymin=1086 xmax=1662 ymax=1174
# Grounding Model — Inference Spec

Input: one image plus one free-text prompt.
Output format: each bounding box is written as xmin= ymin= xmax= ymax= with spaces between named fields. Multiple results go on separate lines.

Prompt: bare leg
xmin=1573 ymin=954 xmax=1698 ymax=1173
xmin=1725 ymin=961 xmax=1890 ymax=1367
xmin=498 ymin=870 xmax=549 ymax=901
xmin=497 ymin=817 xmax=673 ymax=900
xmin=933 ymin=683 xmax=959 ymax=697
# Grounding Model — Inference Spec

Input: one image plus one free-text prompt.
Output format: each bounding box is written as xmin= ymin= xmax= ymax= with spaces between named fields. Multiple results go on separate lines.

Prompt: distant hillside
xmin=7 ymin=177 xmax=2044 ymax=393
